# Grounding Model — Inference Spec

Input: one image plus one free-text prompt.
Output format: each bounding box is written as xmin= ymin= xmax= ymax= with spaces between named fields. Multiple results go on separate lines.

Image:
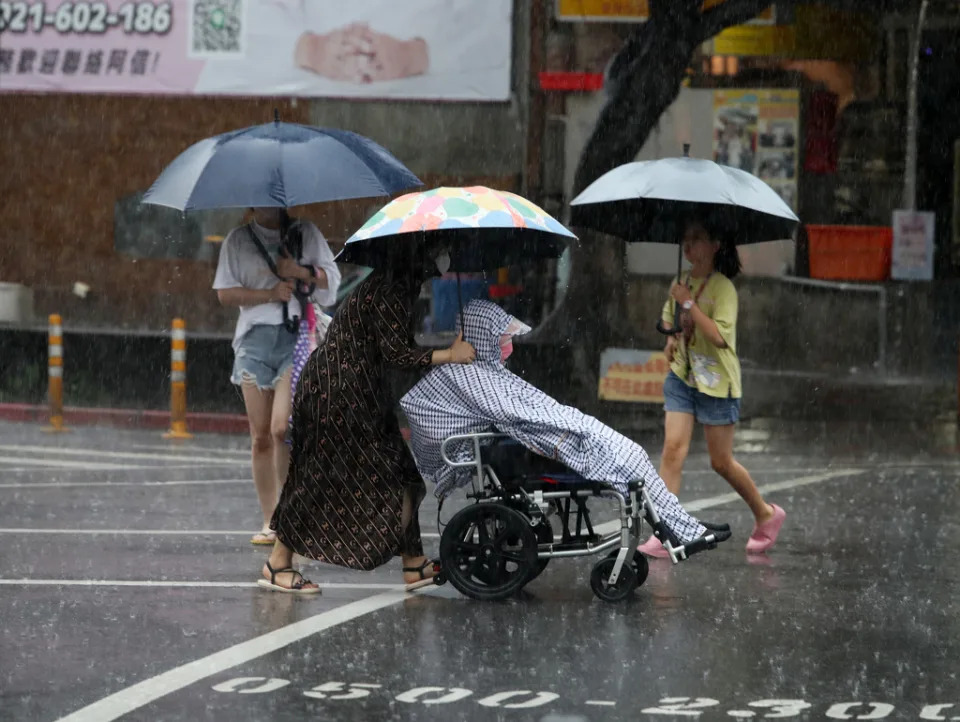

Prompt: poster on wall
xmin=713 ymin=89 xmax=800 ymax=211
xmin=598 ymin=348 xmax=669 ymax=403
xmin=0 ymin=0 xmax=513 ymax=100
xmin=891 ymin=210 xmax=935 ymax=281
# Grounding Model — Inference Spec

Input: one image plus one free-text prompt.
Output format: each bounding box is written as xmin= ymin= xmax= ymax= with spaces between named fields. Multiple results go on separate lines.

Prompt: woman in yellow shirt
xmin=638 ymin=219 xmax=786 ymax=557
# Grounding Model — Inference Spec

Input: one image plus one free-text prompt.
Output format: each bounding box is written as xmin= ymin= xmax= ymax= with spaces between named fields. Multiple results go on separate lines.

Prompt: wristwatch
xmin=682 ymin=299 xmax=694 ymax=311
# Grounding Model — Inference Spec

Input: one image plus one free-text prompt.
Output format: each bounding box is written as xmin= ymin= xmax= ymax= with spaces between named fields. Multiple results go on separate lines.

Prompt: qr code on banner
xmin=189 ymin=0 xmax=245 ymax=57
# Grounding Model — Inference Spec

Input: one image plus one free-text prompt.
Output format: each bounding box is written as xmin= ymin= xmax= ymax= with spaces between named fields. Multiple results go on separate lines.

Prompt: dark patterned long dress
xmin=270 ymin=270 xmax=433 ymax=570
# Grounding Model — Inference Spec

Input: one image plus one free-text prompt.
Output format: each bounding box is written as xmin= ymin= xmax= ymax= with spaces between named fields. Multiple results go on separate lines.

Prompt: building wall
xmin=0 ymin=94 xmax=309 ymax=333
xmin=0 ymin=94 xmax=527 ymax=333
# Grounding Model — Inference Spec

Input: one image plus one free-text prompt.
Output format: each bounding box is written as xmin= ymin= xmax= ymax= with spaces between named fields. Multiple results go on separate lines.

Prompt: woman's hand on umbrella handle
xmin=448 ymin=332 xmax=476 ymax=364
xmin=270 ymin=279 xmax=296 ymax=303
xmin=670 ymin=282 xmax=692 ymax=305
xmin=276 ymin=255 xmax=305 ymax=280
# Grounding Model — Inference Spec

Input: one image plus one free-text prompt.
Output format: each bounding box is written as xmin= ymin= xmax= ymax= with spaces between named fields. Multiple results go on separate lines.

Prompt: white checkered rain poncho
xmin=400 ymin=300 xmax=706 ymax=543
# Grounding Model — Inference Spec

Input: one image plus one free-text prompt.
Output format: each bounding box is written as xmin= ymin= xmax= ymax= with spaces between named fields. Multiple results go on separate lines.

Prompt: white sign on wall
xmin=891 ymin=210 xmax=936 ymax=281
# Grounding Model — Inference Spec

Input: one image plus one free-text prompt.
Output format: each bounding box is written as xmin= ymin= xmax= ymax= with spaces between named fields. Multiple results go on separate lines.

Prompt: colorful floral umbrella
xmin=336 ymin=186 xmax=576 ymax=271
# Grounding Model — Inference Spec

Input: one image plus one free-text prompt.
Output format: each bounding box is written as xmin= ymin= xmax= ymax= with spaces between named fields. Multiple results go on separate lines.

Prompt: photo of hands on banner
xmin=193 ymin=0 xmax=512 ymax=99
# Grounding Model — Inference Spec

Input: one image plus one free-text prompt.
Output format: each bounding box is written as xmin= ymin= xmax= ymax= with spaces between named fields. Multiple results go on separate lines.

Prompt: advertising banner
xmin=0 ymin=0 xmax=513 ymax=99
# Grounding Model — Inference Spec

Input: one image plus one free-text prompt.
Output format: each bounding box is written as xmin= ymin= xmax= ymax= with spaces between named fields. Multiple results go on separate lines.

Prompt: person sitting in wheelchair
xmin=400 ymin=300 xmax=730 ymax=558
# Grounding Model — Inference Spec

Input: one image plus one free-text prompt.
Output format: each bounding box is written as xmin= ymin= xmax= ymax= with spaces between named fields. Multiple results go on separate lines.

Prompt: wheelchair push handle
xmin=439 ymin=432 xmax=510 ymax=468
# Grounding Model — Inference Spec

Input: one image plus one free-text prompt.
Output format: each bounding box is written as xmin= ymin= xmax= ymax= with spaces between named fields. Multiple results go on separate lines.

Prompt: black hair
xmin=381 ymin=238 xmax=439 ymax=284
xmin=714 ymin=241 xmax=741 ymax=279
xmin=685 ymin=217 xmax=741 ymax=279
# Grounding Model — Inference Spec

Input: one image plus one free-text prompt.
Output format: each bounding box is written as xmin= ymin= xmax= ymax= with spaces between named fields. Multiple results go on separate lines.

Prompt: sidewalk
xmin=0 ymin=403 xmax=249 ymax=434
xmin=4 ymin=364 xmax=953 ymax=438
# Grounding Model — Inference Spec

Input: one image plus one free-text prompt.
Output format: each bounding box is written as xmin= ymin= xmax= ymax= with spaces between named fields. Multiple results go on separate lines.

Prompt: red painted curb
xmin=0 ymin=403 xmax=249 ymax=435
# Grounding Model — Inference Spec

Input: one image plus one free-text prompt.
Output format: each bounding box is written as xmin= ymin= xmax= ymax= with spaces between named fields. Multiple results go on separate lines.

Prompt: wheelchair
xmin=432 ymin=432 xmax=727 ymax=603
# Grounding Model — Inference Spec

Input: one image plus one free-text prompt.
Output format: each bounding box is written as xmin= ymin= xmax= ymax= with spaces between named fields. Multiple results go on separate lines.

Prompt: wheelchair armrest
xmin=439 ymin=432 xmax=511 ymax=468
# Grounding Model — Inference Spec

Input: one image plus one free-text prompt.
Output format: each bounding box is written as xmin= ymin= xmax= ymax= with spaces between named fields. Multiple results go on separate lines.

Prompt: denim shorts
xmin=663 ymin=371 xmax=741 ymax=425
xmin=231 ymin=324 xmax=296 ymax=390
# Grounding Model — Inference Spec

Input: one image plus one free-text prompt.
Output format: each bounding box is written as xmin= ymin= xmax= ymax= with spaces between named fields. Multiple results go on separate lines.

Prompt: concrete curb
xmin=0 ymin=403 xmax=249 ymax=435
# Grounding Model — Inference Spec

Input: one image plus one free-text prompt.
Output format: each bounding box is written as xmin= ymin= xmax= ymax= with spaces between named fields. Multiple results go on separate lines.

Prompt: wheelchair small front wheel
xmin=590 ymin=557 xmax=638 ymax=603
xmin=605 ymin=550 xmax=649 ymax=587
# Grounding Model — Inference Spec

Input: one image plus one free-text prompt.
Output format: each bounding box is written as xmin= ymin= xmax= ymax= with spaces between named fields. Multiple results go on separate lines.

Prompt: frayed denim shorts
xmin=231 ymin=324 xmax=296 ymax=390
xmin=663 ymin=371 xmax=741 ymax=426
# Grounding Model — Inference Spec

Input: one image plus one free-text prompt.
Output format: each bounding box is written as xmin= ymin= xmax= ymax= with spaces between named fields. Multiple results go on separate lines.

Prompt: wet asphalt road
xmin=1 ymin=419 xmax=958 ymax=722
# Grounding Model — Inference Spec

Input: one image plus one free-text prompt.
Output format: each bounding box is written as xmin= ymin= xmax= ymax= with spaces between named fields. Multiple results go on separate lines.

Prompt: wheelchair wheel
xmin=500 ymin=513 xmax=551 ymax=582
xmin=605 ymin=549 xmax=649 ymax=587
xmin=590 ymin=556 xmax=638 ymax=603
xmin=527 ymin=517 xmax=553 ymax=582
xmin=439 ymin=503 xmax=538 ymax=601
xmin=502 ymin=499 xmax=552 ymax=581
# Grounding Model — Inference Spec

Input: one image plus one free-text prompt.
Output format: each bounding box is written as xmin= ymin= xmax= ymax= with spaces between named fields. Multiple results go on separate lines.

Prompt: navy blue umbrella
xmin=142 ymin=117 xmax=422 ymax=211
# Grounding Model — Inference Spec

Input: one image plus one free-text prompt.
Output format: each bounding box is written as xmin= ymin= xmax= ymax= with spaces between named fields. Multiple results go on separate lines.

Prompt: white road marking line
xmin=53 ymin=590 xmax=408 ymax=722
xmin=593 ymin=468 xmax=864 ymax=535
xmin=0 ymin=445 xmax=248 ymax=465
xmin=0 ymin=579 xmax=403 ymax=590
xmin=0 ymin=471 xmax=863 ymax=535
xmin=0 ymin=463 xmax=244 ymax=473
xmin=686 ymin=468 xmax=865 ymax=512
xmin=0 ymin=528 xmax=255 ymax=535
xmin=586 ymin=700 xmax=617 ymax=706
xmin=0 ymin=526 xmax=424 ymax=535
xmin=0 ymin=456 xmax=150 ymax=471
xmin=686 ymin=460 xmax=960 ymax=470
xmin=116 ymin=442 xmax=250 ymax=458
xmin=49 ymin=467 xmax=866 ymax=722
xmin=0 ymin=478 xmax=250 ymax=489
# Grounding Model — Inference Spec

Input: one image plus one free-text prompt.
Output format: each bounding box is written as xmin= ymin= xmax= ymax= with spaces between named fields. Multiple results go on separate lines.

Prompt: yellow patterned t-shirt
xmin=661 ymin=273 xmax=742 ymax=399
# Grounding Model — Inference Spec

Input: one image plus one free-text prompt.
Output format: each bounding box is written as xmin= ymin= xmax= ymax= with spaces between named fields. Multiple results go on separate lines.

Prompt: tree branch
xmin=697 ymin=0 xmax=787 ymax=42
xmin=650 ymin=0 xmax=700 ymax=19
xmin=605 ymin=22 xmax=652 ymax=87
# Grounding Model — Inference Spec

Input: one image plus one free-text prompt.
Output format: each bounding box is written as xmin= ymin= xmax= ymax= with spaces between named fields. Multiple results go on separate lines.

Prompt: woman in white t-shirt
xmin=213 ymin=207 xmax=341 ymax=545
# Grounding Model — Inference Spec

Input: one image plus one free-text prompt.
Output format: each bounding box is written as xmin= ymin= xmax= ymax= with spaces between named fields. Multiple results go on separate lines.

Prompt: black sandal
xmin=257 ymin=561 xmax=321 ymax=595
xmin=403 ymin=559 xmax=440 ymax=591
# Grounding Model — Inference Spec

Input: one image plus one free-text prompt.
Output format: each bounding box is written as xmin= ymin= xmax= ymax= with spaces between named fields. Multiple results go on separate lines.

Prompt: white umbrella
xmin=570 ymin=146 xmax=800 ymax=334
xmin=570 ymin=148 xmax=799 ymax=248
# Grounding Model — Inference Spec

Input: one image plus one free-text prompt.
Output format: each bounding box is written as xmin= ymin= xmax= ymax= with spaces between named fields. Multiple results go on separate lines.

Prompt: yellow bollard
xmin=163 ymin=318 xmax=193 ymax=440
xmin=43 ymin=314 xmax=70 ymax=433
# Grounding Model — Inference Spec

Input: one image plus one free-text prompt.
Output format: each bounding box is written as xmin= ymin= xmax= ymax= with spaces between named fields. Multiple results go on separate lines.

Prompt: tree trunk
xmin=528 ymin=0 xmax=781 ymax=410
xmin=529 ymin=8 xmax=703 ymax=405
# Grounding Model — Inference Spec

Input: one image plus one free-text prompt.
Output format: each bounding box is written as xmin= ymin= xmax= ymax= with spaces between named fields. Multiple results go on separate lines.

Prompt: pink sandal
xmin=637 ymin=535 xmax=670 ymax=559
xmin=746 ymin=504 xmax=786 ymax=554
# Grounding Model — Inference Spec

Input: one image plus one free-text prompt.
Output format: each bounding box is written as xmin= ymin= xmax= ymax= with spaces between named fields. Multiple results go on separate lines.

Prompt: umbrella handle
xmin=656 ymin=319 xmax=682 ymax=336
xmin=456 ymin=272 xmax=466 ymax=341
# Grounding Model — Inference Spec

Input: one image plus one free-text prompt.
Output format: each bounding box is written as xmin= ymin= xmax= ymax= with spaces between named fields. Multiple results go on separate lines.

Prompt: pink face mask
xmin=499 ymin=335 xmax=514 ymax=362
